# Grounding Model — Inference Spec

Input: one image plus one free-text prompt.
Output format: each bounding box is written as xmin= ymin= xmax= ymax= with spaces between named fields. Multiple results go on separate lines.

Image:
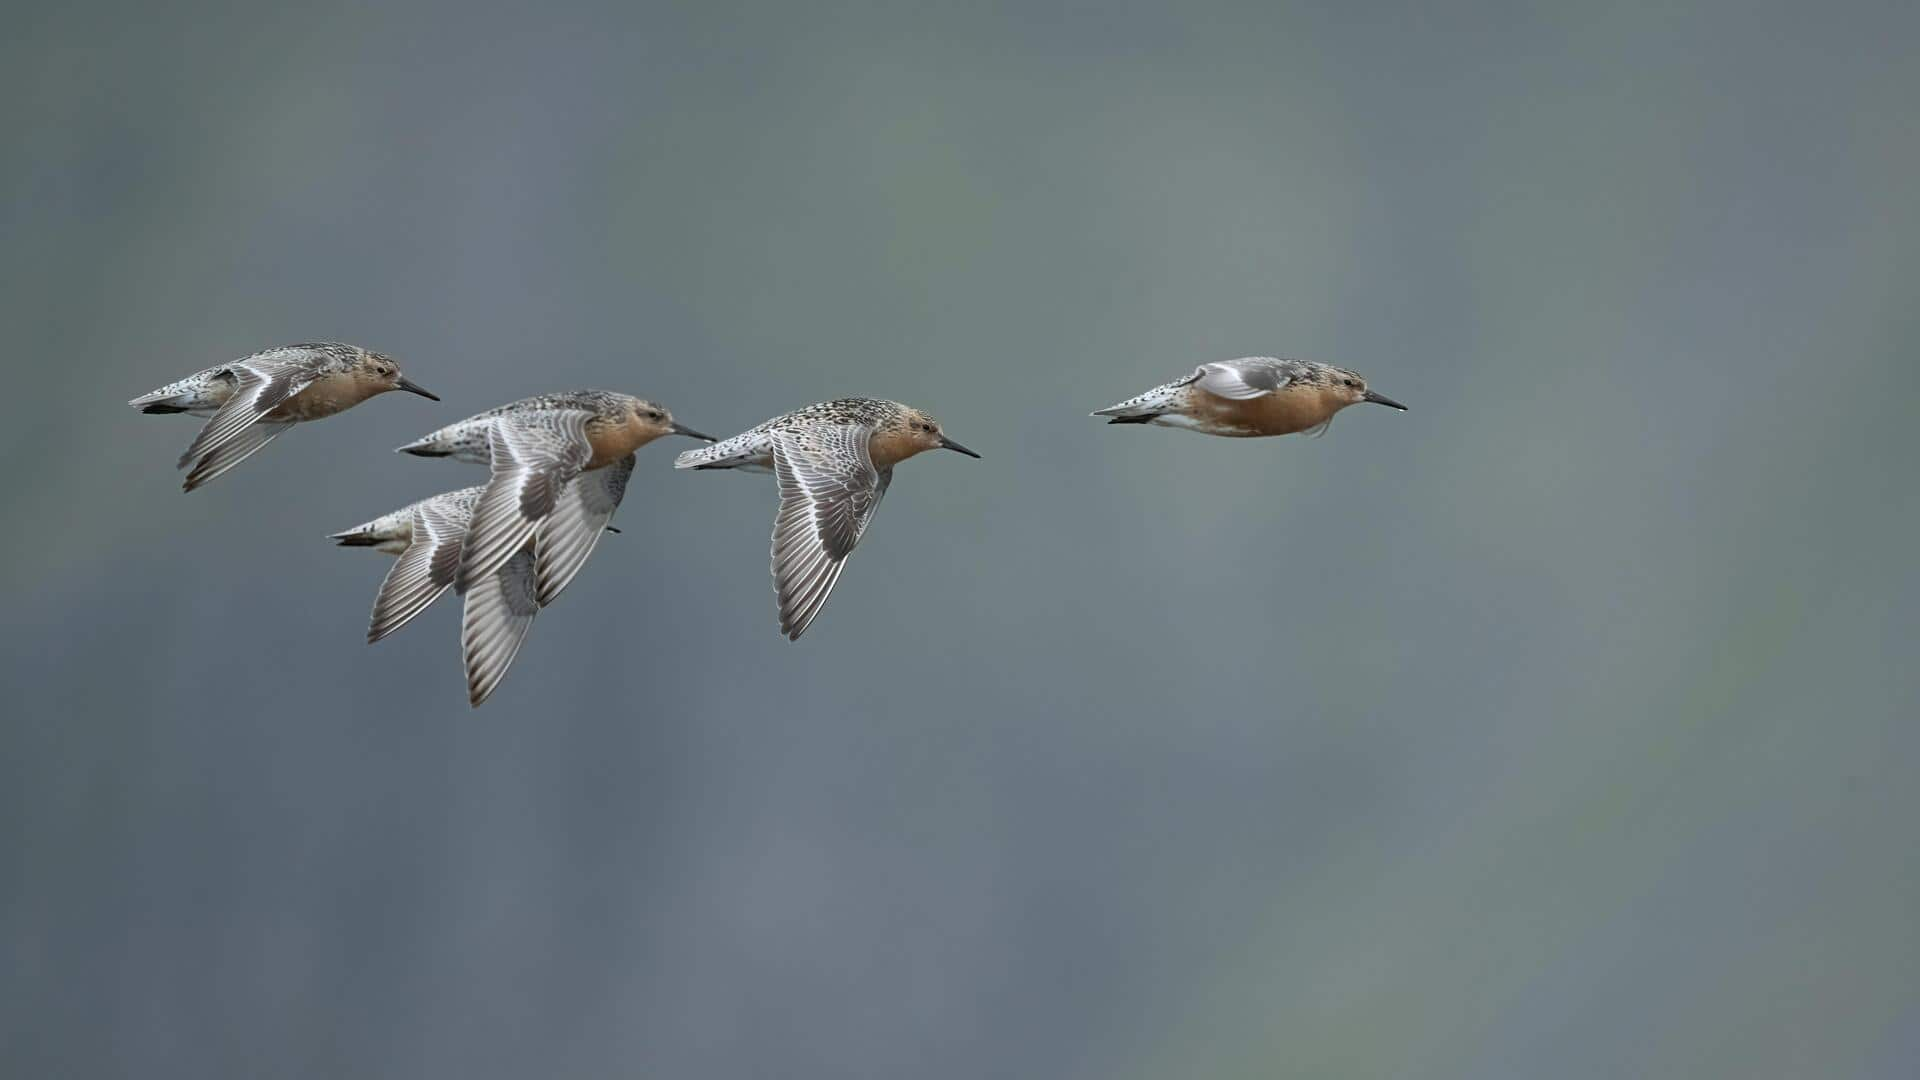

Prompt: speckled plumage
xmin=396 ymin=390 xmax=712 ymax=657
xmin=334 ymin=480 xmax=525 ymax=707
xmin=330 ymin=485 xmax=484 ymax=556
xmin=330 ymin=479 xmax=627 ymax=707
xmin=130 ymin=342 xmax=438 ymax=491
xmin=1092 ymin=357 xmax=1406 ymax=438
xmin=397 ymin=390 xmax=676 ymax=463
xmin=135 ymin=343 xmax=365 ymax=417
xmin=673 ymin=398 xmax=919 ymax=474
xmin=675 ymin=398 xmax=979 ymax=640
xmin=332 ymin=485 xmax=486 ymax=647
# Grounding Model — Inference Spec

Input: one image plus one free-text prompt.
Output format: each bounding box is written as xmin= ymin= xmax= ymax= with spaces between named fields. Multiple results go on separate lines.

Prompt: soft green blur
xmin=2 ymin=2 xmax=1917 ymax=1078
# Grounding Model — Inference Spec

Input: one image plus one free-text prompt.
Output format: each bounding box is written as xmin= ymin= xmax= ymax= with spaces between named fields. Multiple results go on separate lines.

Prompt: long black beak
xmin=939 ymin=435 xmax=981 ymax=458
xmin=1363 ymin=389 xmax=1407 ymax=411
xmin=396 ymin=376 xmax=440 ymax=401
xmin=671 ymin=421 xmax=718 ymax=443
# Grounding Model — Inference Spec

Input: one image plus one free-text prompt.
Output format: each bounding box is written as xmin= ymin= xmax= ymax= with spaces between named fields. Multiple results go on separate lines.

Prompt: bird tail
xmin=1091 ymin=378 xmax=1189 ymax=422
xmin=130 ymin=372 xmax=228 ymax=415
xmin=395 ymin=431 xmax=456 ymax=457
xmin=128 ymin=386 xmax=186 ymax=412
xmin=330 ymin=532 xmax=385 ymax=547
xmin=672 ymin=443 xmax=727 ymax=469
xmin=394 ymin=421 xmax=492 ymax=463
xmin=1090 ymin=398 xmax=1166 ymax=423
xmin=328 ymin=507 xmax=412 ymax=551
xmin=674 ymin=433 xmax=765 ymax=471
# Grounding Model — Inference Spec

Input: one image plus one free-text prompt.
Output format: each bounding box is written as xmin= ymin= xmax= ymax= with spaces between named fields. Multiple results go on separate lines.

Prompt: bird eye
xmin=1345 ymin=378 xmax=1358 ymax=387
xmin=648 ymin=410 xmax=664 ymax=420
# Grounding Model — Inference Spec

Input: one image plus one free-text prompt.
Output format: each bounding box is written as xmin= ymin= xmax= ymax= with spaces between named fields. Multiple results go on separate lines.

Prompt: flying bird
xmin=331 ymin=485 xmax=620 ymax=706
xmin=1093 ymin=357 xmax=1405 ymax=437
xmin=130 ymin=343 xmax=438 ymax=491
xmin=396 ymin=392 xmax=713 ymax=697
xmin=332 ymin=486 xmax=530 ymax=706
xmin=674 ymin=398 xmax=978 ymax=641
xmin=330 ymin=485 xmax=487 ymax=645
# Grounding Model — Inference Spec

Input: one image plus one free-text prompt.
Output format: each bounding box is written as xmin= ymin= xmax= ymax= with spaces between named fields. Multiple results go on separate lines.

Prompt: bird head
xmin=630 ymin=398 xmax=716 ymax=444
xmin=1327 ymin=367 xmax=1406 ymax=411
xmin=899 ymin=408 xmax=980 ymax=459
xmin=358 ymin=351 xmax=439 ymax=401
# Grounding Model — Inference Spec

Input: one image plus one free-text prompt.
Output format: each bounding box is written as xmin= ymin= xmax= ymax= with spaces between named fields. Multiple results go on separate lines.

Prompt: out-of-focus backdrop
xmin=4 ymin=2 xmax=1917 ymax=1077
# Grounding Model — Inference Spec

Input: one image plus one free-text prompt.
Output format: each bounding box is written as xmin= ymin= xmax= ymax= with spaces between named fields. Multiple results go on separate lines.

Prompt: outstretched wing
xmin=367 ymin=499 xmax=468 ymax=643
xmin=181 ymin=420 xmax=292 ymax=492
xmin=769 ymin=425 xmax=889 ymax=641
xmin=1191 ymin=358 xmax=1302 ymax=400
xmin=462 ymin=548 xmax=540 ymax=707
xmin=458 ymin=410 xmax=593 ymax=593
xmin=534 ymin=453 xmax=634 ymax=607
xmin=175 ymin=351 xmax=324 ymax=472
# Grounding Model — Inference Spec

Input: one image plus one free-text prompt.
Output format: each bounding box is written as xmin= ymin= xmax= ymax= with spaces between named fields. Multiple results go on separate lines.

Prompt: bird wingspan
xmin=174 ymin=354 xmax=322 ymax=470
xmin=533 ymin=453 xmax=635 ymax=607
xmin=181 ymin=420 xmax=292 ymax=491
xmin=462 ymin=547 xmax=540 ymax=707
xmin=458 ymin=410 xmax=593 ymax=593
xmin=769 ymin=425 xmax=889 ymax=640
xmin=367 ymin=499 xmax=469 ymax=643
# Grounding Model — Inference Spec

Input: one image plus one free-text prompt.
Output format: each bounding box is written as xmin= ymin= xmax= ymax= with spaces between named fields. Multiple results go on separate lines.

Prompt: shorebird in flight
xmin=131 ymin=342 xmax=438 ymax=491
xmin=1093 ymin=357 xmax=1404 ymax=438
xmin=675 ymin=398 xmax=978 ymax=641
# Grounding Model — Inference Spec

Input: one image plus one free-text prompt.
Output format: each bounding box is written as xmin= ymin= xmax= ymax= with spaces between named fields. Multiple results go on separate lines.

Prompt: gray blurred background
xmin=4 ymin=2 xmax=1917 ymax=1077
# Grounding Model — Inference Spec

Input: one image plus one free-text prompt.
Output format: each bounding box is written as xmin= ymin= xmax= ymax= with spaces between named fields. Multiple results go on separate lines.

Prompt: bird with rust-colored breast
xmin=393 ymin=391 xmax=714 ymax=704
xmin=130 ymin=342 xmax=439 ymax=491
xmin=1093 ymin=357 xmax=1405 ymax=438
xmin=674 ymin=398 xmax=979 ymax=641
